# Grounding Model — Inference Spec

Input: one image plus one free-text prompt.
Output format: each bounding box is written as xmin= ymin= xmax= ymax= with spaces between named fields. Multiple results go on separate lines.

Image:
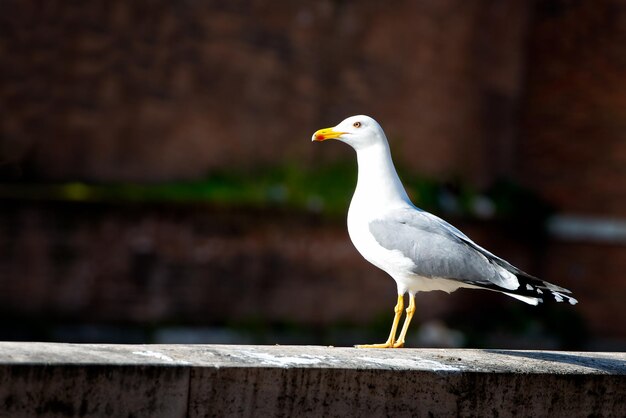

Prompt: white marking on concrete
xmin=132 ymin=350 xmax=190 ymax=364
xmin=356 ymin=356 xmax=462 ymax=371
xmin=233 ymin=350 xmax=335 ymax=367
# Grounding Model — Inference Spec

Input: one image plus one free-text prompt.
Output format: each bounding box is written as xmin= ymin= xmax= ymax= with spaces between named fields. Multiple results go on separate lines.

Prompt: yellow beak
xmin=312 ymin=127 xmax=345 ymax=142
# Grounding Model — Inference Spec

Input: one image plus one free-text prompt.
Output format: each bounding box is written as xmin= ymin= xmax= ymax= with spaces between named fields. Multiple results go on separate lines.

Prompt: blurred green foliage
xmin=0 ymin=163 xmax=355 ymax=216
xmin=0 ymin=162 xmax=550 ymax=221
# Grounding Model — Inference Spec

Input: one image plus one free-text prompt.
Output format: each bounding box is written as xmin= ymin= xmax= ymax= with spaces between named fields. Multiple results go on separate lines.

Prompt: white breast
xmin=347 ymin=200 xmax=478 ymax=295
xmin=347 ymin=204 xmax=415 ymax=277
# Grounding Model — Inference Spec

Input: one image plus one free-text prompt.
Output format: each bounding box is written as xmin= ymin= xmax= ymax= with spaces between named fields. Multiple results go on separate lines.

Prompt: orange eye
xmin=353 ymin=121 xmax=361 ymax=128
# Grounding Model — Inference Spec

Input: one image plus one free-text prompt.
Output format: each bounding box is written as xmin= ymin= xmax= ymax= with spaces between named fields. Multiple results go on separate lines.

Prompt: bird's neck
xmin=352 ymin=142 xmax=411 ymax=213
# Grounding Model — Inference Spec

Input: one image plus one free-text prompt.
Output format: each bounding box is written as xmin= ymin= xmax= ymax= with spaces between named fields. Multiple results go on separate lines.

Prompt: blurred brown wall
xmin=520 ymin=0 xmax=626 ymax=343
xmin=521 ymin=0 xmax=626 ymax=218
xmin=1 ymin=0 xmax=530 ymax=185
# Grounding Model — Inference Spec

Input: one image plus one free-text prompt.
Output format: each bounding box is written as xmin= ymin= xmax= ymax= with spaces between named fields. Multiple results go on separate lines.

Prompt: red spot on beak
xmin=315 ymin=133 xmax=325 ymax=141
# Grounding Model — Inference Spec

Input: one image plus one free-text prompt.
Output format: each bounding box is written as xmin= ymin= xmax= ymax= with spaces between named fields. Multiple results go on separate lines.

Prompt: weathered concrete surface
xmin=0 ymin=343 xmax=624 ymax=417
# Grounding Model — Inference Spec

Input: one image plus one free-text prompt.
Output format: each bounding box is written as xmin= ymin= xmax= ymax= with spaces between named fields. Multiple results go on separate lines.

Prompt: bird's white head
xmin=311 ymin=115 xmax=387 ymax=151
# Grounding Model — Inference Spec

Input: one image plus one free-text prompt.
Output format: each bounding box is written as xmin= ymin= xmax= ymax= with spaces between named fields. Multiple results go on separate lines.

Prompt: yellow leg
xmin=392 ymin=293 xmax=416 ymax=348
xmin=356 ymin=294 xmax=404 ymax=348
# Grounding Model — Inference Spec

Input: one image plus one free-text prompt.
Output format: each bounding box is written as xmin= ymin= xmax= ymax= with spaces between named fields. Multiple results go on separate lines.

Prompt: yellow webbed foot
xmin=355 ymin=294 xmax=405 ymax=348
xmin=356 ymin=293 xmax=416 ymax=349
xmin=355 ymin=341 xmax=395 ymax=349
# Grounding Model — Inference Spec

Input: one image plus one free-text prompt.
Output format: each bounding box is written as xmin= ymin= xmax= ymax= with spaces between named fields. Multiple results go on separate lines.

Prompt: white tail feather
xmin=504 ymin=292 xmax=541 ymax=305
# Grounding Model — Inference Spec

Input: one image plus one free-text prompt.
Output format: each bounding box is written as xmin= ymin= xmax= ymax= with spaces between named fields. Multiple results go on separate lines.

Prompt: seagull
xmin=312 ymin=115 xmax=577 ymax=348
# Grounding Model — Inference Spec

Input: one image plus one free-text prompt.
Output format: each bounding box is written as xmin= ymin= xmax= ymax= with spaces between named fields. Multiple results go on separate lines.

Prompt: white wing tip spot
xmin=498 ymin=268 xmax=520 ymax=290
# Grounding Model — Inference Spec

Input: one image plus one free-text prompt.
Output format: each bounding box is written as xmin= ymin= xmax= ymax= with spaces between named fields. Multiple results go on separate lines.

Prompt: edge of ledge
xmin=0 ymin=342 xmax=624 ymax=375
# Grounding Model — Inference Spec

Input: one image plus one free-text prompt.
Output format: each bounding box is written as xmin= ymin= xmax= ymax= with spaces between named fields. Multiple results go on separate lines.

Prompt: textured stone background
xmin=1 ymin=0 xmax=625 ymax=347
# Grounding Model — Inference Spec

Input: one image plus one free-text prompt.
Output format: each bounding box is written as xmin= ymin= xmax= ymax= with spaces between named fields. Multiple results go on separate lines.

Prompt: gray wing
xmin=369 ymin=208 xmax=519 ymax=289
xmin=406 ymin=207 xmax=525 ymax=275
xmin=369 ymin=207 xmax=576 ymax=302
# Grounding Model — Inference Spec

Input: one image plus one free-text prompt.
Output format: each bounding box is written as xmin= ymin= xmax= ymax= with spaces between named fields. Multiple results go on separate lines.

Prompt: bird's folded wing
xmin=369 ymin=208 xmax=572 ymax=294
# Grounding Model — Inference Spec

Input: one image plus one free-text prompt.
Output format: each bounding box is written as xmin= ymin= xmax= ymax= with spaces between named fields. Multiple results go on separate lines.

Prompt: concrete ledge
xmin=0 ymin=343 xmax=624 ymax=417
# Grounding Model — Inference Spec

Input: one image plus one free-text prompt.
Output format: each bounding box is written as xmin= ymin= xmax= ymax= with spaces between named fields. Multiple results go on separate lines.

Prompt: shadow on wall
xmin=485 ymin=350 xmax=626 ymax=374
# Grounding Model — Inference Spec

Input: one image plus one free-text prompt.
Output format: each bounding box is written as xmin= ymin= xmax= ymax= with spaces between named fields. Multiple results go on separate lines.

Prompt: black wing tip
xmin=471 ymin=274 xmax=578 ymax=305
xmin=515 ymin=275 xmax=578 ymax=305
